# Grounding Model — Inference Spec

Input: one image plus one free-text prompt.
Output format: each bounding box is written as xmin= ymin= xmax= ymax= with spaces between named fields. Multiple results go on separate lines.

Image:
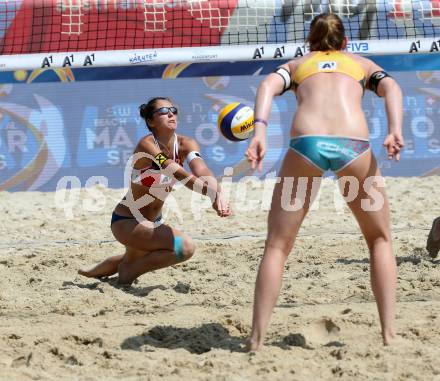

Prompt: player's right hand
xmin=213 ymin=190 xmax=232 ymax=217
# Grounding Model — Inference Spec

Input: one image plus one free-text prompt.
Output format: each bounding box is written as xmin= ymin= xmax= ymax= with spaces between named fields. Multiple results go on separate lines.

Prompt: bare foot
xmin=78 ymin=255 xmax=124 ymax=279
xmin=117 ymin=261 xmax=136 ymax=286
xmin=383 ymin=331 xmax=397 ymax=346
xmin=427 ymin=217 xmax=440 ymax=258
xmin=78 ymin=268 xmax=102 ymax=278
xmin=246 ymin=338 xmax=263 ymax=352
xmin=383 ymin=334 xmax=407 ymax=347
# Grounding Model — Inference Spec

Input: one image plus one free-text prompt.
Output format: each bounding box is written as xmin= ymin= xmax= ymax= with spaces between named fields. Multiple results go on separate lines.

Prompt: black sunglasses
xmin=152 ymin=106 xmax=178 ymax=116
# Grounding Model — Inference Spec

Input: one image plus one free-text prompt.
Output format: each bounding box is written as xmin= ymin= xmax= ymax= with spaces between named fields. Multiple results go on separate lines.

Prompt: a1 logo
xmin=318 ymin=61 xmax=337 ymax=70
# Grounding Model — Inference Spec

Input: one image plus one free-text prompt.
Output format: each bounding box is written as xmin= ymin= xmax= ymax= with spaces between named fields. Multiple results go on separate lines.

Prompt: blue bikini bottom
xmin=110 ymin=212 xmax=183 ymax=260
xmin=289 ymin=135 xmax=370 ymax=172
xmin=111 ymin=212 xmax=163 ymax=226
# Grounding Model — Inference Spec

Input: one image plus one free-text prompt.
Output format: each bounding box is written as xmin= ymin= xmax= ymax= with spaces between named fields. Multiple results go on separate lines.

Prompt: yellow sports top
xmin=292 ymin=51 xmax=366 ymax=88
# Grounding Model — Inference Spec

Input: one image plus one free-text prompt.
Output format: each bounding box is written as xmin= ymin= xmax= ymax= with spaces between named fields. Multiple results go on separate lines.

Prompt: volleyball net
xmin=0 ymin=0 xmax=439 ymax=70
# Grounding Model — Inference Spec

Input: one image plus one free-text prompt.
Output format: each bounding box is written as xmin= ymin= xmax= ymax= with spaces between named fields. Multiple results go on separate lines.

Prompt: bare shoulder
xmin=346 ymin=52 xmax=379 ymax=73
xmin=135 ymin=134 xmax=155 ymax=153
xmin=286 ymin=52 xmax=313 ymax=71
xmin=178 ymin=135 xmax=199 ymax=154
xmin=131 ymin=135 xmax=157 ymax=168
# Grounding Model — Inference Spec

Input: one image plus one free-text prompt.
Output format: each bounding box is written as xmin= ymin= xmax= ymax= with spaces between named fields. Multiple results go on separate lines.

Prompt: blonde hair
xmin=307 ymin=13 xmax=345 ymax=51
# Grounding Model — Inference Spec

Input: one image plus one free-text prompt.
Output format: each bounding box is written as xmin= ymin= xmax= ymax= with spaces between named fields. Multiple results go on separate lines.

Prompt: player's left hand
xmin=383 ymin=132 xmax=405 ymax=161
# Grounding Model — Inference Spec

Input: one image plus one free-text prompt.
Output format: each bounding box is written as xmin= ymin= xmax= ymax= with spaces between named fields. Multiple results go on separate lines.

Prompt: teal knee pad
xmin=173 ymin=236 xmax=184 ymax=261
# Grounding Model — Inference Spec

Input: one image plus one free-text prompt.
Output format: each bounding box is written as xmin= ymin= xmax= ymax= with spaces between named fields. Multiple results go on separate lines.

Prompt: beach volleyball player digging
xmin=245 ymin=13 xmax=404 ymax=349
xmin=79 ymin=97 xmax=231 ymax=285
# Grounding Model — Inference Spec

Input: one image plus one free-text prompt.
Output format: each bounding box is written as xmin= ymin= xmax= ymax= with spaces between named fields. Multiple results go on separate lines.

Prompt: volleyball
xmin=218 ymin=102 xmax=254 ymax=141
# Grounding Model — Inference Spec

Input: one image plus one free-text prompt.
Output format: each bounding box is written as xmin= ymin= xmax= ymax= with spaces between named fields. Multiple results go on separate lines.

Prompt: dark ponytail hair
xmin=139 ymin=96 xmax=172 ymax=131
xmin=307 ymin=13 xmax=345 ymax=52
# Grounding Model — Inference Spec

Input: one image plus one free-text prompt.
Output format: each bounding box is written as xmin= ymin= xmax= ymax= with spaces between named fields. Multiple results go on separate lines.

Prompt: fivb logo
xmin=347 ymin=42 xmax=369 ymax=53
xmin=318 ymin=61 xmax=337 ymax=71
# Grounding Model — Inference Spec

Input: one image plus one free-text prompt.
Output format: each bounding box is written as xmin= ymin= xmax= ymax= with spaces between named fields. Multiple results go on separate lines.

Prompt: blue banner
xmin=0 ymin=56 xmax=439 ymax=191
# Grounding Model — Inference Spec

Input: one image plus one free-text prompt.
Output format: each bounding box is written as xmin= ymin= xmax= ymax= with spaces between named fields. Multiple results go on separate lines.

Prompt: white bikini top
xmin=131 ymin=133 xmax=181 ymax=188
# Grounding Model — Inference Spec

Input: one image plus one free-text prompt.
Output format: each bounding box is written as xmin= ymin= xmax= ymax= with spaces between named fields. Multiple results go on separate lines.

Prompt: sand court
xmin=1 ymin=177 xmax=440 ymax=380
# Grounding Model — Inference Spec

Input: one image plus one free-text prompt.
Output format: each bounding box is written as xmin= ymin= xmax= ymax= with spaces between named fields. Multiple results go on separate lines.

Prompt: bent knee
xmin=175 ymin=236 xmax=195 ymax=261
xmin=183 ymin=237 xmax=196 ymax=259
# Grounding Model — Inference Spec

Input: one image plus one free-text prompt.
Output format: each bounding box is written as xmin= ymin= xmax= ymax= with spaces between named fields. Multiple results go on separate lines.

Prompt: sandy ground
xmin=1 ymin=176 xmax=440 ymax=381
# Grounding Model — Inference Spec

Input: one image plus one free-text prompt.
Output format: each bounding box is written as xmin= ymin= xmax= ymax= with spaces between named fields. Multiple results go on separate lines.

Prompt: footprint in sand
xmin=173 ymin=281 xmax=191 ymax=294
xmin=11 ymin=353 xmax=32 ymax=368
xmin=63 ymin=335 xmax=104 ymax=347
xmin=282 ymin=318 xmax=343 ymax=349
xmin=301 ymin=318 xmax=342 ymax=348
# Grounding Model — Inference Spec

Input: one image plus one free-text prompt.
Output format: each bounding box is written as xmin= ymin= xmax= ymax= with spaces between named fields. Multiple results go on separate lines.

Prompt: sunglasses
xmin=152 ymin=106 xmax=178 ymax=116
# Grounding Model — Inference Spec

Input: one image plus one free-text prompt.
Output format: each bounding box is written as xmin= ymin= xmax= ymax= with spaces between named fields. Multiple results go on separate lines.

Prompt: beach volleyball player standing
xmin=246 ymin=13 xmax=404 ymax=350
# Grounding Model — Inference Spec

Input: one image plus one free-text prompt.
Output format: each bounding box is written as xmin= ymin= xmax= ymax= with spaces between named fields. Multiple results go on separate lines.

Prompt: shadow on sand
xmin=64 ymin=278 xmax=166 ymax=297
xmin=336 ymin=253 xmax=430 ymax=266
xmin=121 ymin=323 xmax=245 ymax=354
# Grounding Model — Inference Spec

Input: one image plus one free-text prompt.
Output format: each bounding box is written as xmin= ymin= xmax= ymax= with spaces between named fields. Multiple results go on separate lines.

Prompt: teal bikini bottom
xmin=289 ymin=135 xmax=370 ymax=172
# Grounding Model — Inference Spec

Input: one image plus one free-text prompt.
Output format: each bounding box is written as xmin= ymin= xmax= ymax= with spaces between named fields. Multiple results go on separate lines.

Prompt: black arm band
xmin=154 ymin=152 xmax=169 ymax=168
xmin=367 ymin=71 xmax=391 ymax=94
xmin=274 ymin=67 xmax=292 ymax=94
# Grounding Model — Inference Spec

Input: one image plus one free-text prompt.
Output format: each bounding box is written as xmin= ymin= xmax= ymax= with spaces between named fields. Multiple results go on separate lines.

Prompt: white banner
xmin=0 ymin=38 xmax=439 ymax=71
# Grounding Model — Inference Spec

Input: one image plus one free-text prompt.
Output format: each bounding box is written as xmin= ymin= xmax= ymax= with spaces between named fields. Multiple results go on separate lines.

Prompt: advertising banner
xmin=0 ymin=57 xmax=439 ymax=191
